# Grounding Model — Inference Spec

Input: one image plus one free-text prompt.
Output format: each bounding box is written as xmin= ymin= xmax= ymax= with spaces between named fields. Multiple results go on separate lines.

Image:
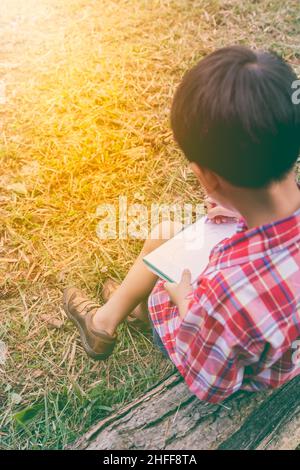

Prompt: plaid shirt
xmin=148 ymin=208 xmax=300 ymax=403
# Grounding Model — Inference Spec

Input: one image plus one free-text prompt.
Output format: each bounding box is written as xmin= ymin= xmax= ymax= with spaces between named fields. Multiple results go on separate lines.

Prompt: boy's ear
xmin=189 ymin=162 xmax=220 ymax=193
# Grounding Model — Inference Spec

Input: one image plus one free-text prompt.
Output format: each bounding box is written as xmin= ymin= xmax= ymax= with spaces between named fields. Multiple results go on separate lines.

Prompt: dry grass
xmin=0 ymin=0 xmax=299 ymax=449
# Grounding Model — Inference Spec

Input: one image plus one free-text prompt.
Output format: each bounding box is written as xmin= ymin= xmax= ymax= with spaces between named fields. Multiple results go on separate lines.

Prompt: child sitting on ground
xmin=63 ymin=45 xmax=300 ymax=403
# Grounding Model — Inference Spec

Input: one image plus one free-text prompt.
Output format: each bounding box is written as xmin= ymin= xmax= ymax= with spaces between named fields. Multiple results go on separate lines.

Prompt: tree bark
xmin=69 ymin=372 xmax=300 ymax=450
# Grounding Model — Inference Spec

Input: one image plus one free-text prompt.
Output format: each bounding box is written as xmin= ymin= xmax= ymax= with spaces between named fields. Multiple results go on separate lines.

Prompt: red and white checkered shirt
xmin=148 ymin=208 xmax=300 ymax=403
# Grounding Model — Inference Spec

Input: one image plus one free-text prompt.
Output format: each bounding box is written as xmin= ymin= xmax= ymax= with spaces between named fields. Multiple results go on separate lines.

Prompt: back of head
xmin=171 ymin=46 xmax=300 ymax=188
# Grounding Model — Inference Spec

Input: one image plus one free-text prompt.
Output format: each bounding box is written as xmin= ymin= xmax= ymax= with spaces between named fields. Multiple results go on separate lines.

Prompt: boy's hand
xmin=164 ymin=269 xmax=193 ymax=319
xmin=205 ymin=197 xmax=240 ymax=224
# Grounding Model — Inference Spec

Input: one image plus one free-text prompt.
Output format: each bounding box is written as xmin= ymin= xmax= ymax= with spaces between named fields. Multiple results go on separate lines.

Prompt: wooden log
xmin=219 ymin=374 xmax=300 ymax=450
xmin=69 ymin=372 xmax=300 ymax=450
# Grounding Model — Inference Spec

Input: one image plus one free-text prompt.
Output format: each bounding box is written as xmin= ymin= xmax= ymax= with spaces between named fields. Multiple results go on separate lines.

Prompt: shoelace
xmin=72 ymin=298 xmax=100 ymax=314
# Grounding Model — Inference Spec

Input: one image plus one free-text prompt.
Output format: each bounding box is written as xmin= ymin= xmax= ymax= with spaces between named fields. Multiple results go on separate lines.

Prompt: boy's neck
xmin=230 ymin=173 xmax=300 ymax=229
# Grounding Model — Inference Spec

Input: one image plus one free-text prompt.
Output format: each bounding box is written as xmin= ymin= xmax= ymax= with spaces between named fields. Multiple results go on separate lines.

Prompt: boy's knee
xmin=144 ymin=220 xmax=183 ymax=253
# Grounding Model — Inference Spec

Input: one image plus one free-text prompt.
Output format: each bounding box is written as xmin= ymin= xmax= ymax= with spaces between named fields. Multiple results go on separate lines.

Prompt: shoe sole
xmin=63 ymin=291 xmax=114 ymax=361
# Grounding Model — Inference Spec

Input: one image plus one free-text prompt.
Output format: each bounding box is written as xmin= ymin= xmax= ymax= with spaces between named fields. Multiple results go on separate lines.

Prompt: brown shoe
xmin=63 ymin=287 xmax=117 ymax=360
xmin=102 ymin=278 xmax=150 ymax=330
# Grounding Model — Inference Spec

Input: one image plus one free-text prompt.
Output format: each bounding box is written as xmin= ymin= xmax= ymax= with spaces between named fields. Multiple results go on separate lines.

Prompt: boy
xmin=63 ymin=46 xmax=300 ymax=403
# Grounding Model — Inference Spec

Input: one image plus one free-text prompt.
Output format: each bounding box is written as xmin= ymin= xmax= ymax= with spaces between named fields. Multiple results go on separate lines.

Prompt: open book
xmin=143 ymin=217 xmax=238 ymax=284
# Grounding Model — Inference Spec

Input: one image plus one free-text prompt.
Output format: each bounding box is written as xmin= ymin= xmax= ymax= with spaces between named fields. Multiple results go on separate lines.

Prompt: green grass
xmin=0 ymin=0 xmax=299 ymax=449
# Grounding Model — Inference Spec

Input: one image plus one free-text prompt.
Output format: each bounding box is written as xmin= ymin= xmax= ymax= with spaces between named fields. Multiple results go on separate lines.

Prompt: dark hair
xmin=171 ymin=46 xmax=300 ymax=188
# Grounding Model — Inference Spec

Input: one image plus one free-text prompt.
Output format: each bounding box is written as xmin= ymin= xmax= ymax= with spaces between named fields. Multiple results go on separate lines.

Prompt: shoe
xmin=63 ymin=287 xmax=117 ymax=360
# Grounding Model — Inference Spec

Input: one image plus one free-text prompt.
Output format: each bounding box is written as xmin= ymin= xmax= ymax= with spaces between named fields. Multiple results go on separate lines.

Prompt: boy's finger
xmin=181 ymin=269 xmax=192 ymax=284
xmin=164 ymin=282 xmax=178 ymax=301
xmin=208 ymin=206 xmax=239 ymax=220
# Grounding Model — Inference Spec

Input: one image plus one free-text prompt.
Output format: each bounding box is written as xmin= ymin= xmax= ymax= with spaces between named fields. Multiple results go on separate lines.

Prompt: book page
xmin=143 ymin=217 xmax=238 ymax=283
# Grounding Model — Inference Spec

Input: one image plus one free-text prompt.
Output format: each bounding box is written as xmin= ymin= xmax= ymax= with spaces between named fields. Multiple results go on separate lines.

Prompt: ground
xmin=0 ymin=0 xmax=299 ymax=450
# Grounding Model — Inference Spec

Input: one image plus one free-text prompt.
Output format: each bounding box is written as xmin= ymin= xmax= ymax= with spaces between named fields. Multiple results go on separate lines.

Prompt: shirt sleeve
xmin=173 ymin=289 xmax=244 ymax=403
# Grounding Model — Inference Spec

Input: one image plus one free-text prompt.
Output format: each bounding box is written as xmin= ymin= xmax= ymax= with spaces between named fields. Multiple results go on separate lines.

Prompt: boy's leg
xmin=92 ymin=220 xmax=182 ymax=336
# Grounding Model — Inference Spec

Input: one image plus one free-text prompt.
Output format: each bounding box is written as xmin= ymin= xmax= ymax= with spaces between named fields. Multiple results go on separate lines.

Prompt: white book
xmin=143 ymin=217 xmax=238 ymax=284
